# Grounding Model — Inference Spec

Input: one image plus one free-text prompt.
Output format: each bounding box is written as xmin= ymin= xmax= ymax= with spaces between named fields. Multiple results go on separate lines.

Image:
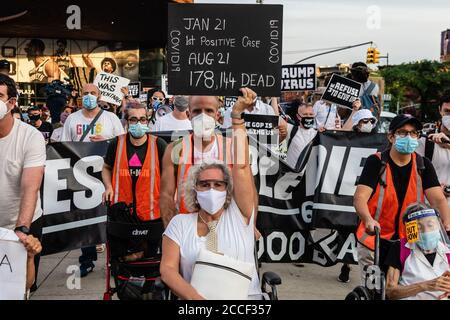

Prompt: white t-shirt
xmin=163 ymin=199 xmax=261 ymax=298
xmin=417 ymin=137 xmax=450 ymax=205
xmin=313 ymin=100 xmax=337 ymax=130
xmin=222 ymin=100 xmax=275 ymax=129
xmin=61 ymin=109 xmax=125 ymax=142
xmin=193 ymin=140 xmax=219 ymax=164
xmin=151 ymin=112 xmax=192 ymax=132
xmin=286 ymin=124 xmax=317 ymax=169
xmin=360 ymin=80 xmax=379 ymax=97
xmin=50 ymin=127 xmax=63 ymax=142
xmin=0 ymin=119 xmax=46 ymax=230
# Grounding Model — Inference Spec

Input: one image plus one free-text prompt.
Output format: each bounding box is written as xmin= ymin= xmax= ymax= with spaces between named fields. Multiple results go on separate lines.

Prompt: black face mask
xmin=29 ymin=114 xmax=41 ymax=122
xmin=300 ymin=117 xmax=315 ymax=129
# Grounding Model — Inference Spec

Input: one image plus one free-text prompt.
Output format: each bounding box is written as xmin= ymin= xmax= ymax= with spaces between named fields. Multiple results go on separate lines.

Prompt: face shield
xmin=403 ymin=208 xmax=450 ymax=251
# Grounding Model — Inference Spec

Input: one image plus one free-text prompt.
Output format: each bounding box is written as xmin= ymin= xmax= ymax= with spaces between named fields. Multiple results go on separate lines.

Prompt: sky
xmin=195 ymin=0 xmax=450 ymax=67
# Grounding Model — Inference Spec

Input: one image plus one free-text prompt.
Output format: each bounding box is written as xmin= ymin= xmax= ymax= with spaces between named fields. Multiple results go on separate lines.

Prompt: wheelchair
xmin=103 ymin=202 xmax=164 ymax=300
xmin=345 ymin=227 xmax=386 ymax=300
xmin=154 ymin=241 xmax=282 ymax=300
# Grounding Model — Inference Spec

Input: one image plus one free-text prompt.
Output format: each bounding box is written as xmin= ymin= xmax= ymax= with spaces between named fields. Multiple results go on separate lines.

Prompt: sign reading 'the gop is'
xmin=321 ymin=74 xmax=362 ymax=108
xmin=167 ymin=3 xmax=283 ymax=96
xmin=281 ymin=64 xmax=316 ymax=91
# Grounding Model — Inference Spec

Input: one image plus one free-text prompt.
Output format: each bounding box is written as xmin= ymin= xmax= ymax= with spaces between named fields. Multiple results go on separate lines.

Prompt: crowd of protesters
xmin=2 ymin=59 xmax=450 ymax=300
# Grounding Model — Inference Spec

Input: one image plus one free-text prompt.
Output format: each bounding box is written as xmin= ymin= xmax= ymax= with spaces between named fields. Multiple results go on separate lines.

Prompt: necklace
xmin=198 ymin=212 xmax=210 ymax=228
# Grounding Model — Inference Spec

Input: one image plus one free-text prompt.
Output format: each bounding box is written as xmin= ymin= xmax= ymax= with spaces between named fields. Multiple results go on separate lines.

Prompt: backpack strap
xmin=399 ymin=238 xmax=411 ymax=273
xmin=415 ymin=153 xmax=425 ymax=177
xmin=424 ymin=138 xmax=435 ymax=161
xmin=287 ymin=125 xmax=299 ymax=149
xmin=378 ymin=150 xmax=390 ymax=188
xmin=364 ymin=82 xmax=376 ymax=95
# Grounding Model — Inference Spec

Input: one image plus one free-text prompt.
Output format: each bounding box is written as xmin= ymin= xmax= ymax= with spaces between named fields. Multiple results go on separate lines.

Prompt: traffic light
xmin=373 ymin=48 xmax=380 ymax=64
xmin=366 ymin=47 xmax=374 ymax=64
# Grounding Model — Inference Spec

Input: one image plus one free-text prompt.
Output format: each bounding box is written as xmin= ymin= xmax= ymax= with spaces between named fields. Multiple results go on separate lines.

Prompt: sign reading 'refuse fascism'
xmin=167 ymin=3 xmax=283 ymax=96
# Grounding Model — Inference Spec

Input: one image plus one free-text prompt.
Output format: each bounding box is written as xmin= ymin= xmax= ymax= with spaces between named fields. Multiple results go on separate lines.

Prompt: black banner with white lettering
xmin=281 ymin=64 xmax=316 ymax=91
xmin=167 ymin=4 xmax=283 ymax=96
xmin=41 ymin=131 xmax=388 ymax=266
xmin=128 ymin=82 xmax=141 ymax=98
xmin=321 ymin=74 xmax=362 ymax=108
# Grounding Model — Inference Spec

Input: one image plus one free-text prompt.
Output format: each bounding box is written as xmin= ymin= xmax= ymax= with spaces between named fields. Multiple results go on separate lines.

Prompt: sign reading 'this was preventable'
xmin=281 ymin=64 xmax=316 ymax=91
xmin=167 ymin=3 xmax=283 ymax=96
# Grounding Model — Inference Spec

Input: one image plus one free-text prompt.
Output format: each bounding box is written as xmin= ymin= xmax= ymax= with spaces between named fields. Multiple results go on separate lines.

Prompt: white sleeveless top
xmin=164 ymin=199 xmax=261 ymax=298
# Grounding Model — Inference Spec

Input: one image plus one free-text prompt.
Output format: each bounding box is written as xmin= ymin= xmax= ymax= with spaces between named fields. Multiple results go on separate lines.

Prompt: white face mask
xmin=360 ymin=122 xmax=373 ymax=133
xmin=442 ymin=116 xmax=450 ymax=131
xmin=0 ymin=100 xmax=9 ymax=120
xmin=191 ymin=113 xmax=216 ymax=140
xmin=196 ymin=189 xmax=227 ymax=215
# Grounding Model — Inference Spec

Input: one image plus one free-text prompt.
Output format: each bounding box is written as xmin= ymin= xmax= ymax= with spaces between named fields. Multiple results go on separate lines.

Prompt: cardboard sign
xmin=224 ymin=96 xmax=237 ymax=110
xmin=321 ymin=74 xmax=362 ymax=108
xmin=94 ymin=72 xmax=130 ymax=106
xmin=128 ymin=82 xmax=141 ymax=98
xmin=244 ymin=114 xmax=279 ymax=144
xmin=406 ymin=220 xmax=419 ymax=243
xmin=0 ymin=237 xmax=27 ymax=300
xmin=167 ymin=3 xmax=283 ymax=96
xmin=139 ymin=93 xmax=148 ymax=104
xmin=281 ymin=64 xmax=316 ymax=91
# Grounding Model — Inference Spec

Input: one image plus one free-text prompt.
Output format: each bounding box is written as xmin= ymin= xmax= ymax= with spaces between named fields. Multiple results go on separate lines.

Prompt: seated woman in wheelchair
xmin=385 ymin=203 xmax=450 ymax=300
xmin=160 ymin=88 xmax=262 ymax=300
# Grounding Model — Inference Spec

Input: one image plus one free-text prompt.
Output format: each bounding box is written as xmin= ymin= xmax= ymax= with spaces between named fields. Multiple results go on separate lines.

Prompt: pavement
xmin=30 ymin=250 xmax=360 ymax=300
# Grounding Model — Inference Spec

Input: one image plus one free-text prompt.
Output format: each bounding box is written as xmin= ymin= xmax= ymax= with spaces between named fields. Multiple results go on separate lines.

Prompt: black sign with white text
xmin=321 ymin=74 xmax=362 ymax=108
xmin=128 ymin=82 xmax=141 ymax=98
xmin=281 ymin=64 xmax=316 ymax=91
xmin=224 ymin=96 xmax=237 ymax=110
xmin=167 ymin=4 xmax=283 ymax=96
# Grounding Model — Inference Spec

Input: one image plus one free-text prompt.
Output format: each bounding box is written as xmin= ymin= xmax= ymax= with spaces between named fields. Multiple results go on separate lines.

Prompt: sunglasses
xmin=361 ymin=118 xmax=376 ymax=124
xmin=152 ymin=96 xmax=165 ymax=102
xmin=195 ymin=179 xmax=227 ymax=192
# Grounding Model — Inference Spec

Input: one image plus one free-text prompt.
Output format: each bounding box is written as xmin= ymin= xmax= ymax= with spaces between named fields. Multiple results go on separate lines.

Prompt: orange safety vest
xmin=176 ymin=133 xmax=233 ymax=214
xmin=356 ymin=152 xmax=424 ymax=250
xmin=112 ymin=134 xmax=161 ymax=221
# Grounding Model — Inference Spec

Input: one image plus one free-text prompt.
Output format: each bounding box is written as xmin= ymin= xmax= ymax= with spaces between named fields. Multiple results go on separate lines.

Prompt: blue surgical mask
xmin=128 ymin=123 xmax=149 ymax=138
xmin=394 ymin=135 xmax=419 ymax=154
xmin=416 ymin=230 xmax=441 ymax=251
xmin=82 ymin=94 xmax=98 ymax=110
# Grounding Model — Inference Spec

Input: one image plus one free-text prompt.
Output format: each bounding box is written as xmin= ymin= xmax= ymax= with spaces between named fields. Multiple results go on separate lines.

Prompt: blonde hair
xmin=183 ymin=160 xmax=233 ymax=212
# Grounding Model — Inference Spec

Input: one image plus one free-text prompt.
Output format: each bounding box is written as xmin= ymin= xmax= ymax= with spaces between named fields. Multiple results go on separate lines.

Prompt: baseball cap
xmin=389 ymin=114 xmax=423 ymax=132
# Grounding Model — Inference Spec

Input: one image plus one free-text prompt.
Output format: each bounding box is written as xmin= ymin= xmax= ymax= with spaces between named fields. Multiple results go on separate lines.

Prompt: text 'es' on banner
xmin=281 ymin=64 xmax=316 ymax=91
xmin=167 ymin=3 xmax=283 ymax=96
xmin=321 ymin=74 xmax=362 ymax=108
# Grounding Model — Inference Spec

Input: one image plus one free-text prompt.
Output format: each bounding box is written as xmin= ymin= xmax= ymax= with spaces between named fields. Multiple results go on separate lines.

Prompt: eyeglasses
xmin=128 ymin=116 xmax=149 ymax=125
xmin=362 ymin=118 xmax=376 ymax=124
xmin=195 ymin=179 xmax=227 ymax=191
xmin=395 ymin=129 xmax=419 ymax=138
xmin=152 ymin=96 xmax=165 ymax=102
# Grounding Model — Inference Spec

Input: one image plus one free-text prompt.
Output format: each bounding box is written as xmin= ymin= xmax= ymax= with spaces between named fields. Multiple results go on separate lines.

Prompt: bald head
xmin=82 ymin=83 xmax=100 ymax=98
xmin=188 ymin=96 xmax=220 ymax=121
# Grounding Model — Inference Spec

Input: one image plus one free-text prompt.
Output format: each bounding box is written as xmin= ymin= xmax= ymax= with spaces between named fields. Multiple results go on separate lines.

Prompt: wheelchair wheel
xmin=345 ymin=286 xmax=372 ymax=300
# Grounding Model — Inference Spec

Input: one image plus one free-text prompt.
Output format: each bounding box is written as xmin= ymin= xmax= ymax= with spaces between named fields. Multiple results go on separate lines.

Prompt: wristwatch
xmin=14 ymin=225 xmax=30 ymax=235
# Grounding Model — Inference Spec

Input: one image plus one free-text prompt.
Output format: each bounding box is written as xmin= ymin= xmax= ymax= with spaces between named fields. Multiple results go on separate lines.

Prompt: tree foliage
xmin=379 ymin=60 xmax=450 ymax=121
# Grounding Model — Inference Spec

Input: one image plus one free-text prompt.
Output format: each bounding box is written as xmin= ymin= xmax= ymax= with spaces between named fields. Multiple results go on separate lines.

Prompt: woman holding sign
xmin=385 ymin=203 xmax=450 ymax=300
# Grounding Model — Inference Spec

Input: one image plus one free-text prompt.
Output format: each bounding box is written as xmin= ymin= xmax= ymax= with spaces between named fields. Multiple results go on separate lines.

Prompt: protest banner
xmin=0 ymin=238 xmax=27 ymax=300
xmin=128 ymin=82 xmax=141 ymax=98
xmin=94 ymin=72 xmax=130 ymax=106
xmin=40 ymin=131 xmax=389 ymax=266
xmin=167 ymin=3 xmax=283 ymax=96
xmin=321 ymin=74 xmax=362 ymax=108
xmin=281 ymin=64 xmax=316 ymax=91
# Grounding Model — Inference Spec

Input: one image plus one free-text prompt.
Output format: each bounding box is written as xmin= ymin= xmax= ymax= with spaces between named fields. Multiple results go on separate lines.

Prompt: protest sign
xmin=281 ymin=64 xmax=316 ymax=91
xmin=94 ymin=72 xmax=130 ymax=105
xmin=0 ymin=238 xmax=27 ymax=300
xmin=139 ymin=93 xmax=148 ymax=103
xmin=224 ymin=96 xmax=237 ymax=110
xmin=321 ymin=74 xmax=362 ymax=108
xmin=244 ymin=114 xmax=279 ymax=141
xmin=128 ymin=82 xmax=141 ymax=98
xmin=167 ymin=3 xmax=283 ymax=96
